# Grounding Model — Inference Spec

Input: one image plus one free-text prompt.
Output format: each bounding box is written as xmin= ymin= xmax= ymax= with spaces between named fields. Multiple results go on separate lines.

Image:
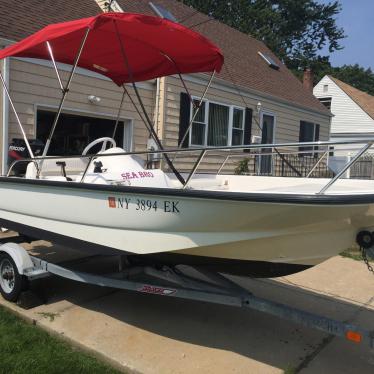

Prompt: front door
xmin=260 ymin=113 xmax=275 ymax=174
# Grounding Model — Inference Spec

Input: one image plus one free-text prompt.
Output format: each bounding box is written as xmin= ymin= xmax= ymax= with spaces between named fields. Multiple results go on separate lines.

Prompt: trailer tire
xmin=0 ymin=253 xmax=28 ymax=302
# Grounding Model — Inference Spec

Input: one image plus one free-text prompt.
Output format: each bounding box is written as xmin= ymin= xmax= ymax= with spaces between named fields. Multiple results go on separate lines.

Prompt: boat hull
xmin=1 ymin=177 xmax=374 ymax=277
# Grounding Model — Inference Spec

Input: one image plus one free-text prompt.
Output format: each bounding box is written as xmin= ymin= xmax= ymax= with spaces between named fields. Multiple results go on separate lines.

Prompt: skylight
xmin=149 ymin=2 xmax=177 ymax=22
xmin=258 ymin=51 xmax=280 ymax=70
xmin=104 ymin=0 xmax=124 ymax=12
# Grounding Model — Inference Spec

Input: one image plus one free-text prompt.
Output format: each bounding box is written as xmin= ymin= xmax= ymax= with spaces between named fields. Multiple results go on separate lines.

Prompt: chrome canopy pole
xmin=318 ymin=142 xmax=372 ymax=195
xmin=306 ymin=149 xmax=329 ymax=178
xmin=130 ymin=80 xmax=186 ymax=184
xmin=0 ymin=70 xmax=34 ymax=158
xmin=177 ymin=70 xmax=215 ymax=149
xmin=160 ymin=52 xmax=195 ymax=105
xmin=122 ymin=85 xmax=147 ymax=126
xmin=42 ymin=27 xmax=90 ymax=157
xmin=113 ymin=20 xmax=185 ymax=185
xmin=217 ymin=154 xmax=230 ymax=174
xmin=183 ymin=149 xmax=206 ymax=189
xmin=46 ymin=41 xmax=64 ymax=92
xmin=112 ymin=89 xmax=127 ymax=139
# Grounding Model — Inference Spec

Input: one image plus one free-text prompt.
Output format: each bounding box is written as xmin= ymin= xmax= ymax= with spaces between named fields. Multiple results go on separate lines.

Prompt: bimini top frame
xmin=0 ymin=239 xmax=373 ymax=349
xmin=0 ymin=12 xmax=223 ymax=185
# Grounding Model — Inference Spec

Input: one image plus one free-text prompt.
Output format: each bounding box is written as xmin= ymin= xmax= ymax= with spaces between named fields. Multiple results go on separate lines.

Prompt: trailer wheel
xmin=0 ymin=253 xmax=27 ymax=301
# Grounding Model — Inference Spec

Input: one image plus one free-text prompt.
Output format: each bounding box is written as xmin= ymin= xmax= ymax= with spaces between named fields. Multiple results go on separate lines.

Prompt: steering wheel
xmin=82 ymin=137 xmax=116 ymax=155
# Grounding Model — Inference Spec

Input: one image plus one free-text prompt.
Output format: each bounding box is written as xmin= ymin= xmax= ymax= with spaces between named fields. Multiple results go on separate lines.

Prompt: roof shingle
xmin=329 ymin=76 xmax=374 ymax=121
xmin=116 ymin=0 xmax=328 ymax=114
xmin=0 ymin=0 xmax=328 ymax=115
xmin=0 ymin=0 xmax=101 ymax=41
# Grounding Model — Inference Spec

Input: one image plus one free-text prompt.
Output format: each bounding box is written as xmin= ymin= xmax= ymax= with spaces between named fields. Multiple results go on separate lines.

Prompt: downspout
xmin=159 ymin=77 xmax=167 ymax=169
xmin=154 ymin=77 xmax=160 ymax=135
xmin=1 ymin=57 xmax=9 ymax=175
xmin=160 ymin=77 xmax=167 ymax=149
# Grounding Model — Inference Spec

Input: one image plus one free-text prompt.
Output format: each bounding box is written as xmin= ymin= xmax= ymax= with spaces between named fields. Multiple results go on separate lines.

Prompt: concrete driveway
xmin=1 ymin=237 xmax=374 ymax=374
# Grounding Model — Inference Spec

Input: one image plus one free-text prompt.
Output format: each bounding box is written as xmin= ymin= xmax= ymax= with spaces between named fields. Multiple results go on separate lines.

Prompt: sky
xmin=319 ymin=0 xmax=374 ymax=69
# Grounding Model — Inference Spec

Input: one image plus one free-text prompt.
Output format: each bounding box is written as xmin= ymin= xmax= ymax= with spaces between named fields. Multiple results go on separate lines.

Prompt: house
xmin=0 ymin=0 xmax=331 ymax=176
xmin=314 ymin=75 xmax=374 ymax=155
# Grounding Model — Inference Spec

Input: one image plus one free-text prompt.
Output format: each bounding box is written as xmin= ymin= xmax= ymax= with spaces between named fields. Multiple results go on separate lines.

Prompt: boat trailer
xmin=0 ymin=236 xmax=373 ymax=349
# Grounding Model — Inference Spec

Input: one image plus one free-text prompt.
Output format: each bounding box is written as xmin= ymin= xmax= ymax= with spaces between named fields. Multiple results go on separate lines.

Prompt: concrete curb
xmin=0 ymin=301 xmax=142 ymax=374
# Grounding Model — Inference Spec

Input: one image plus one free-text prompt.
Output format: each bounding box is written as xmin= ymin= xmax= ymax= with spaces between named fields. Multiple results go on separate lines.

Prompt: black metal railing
xmin=248 ymin=154 xmax=334 ymax=178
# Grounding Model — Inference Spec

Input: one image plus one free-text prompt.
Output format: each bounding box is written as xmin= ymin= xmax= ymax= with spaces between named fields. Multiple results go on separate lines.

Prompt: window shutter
xmin=243 ymin=108 xmax=253 ymax=152
xmin=179 ymin=92 xmax=191 ymax=148
xmin=261 ymin=122 xmax=268 ymax=144
xmin=314 ymin=124 xmax=320 ymax=157
xmin=299 ymin=121 xmax=307 ymax=154
xmin=299 ymin=121 xmax=307 ymax=142
xmin=314 ymin=124 xmax=320 ymax=141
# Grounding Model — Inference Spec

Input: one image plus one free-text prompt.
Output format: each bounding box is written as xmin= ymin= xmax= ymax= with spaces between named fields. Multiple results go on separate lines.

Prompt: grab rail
xmin=6 ymin=138 xmax=374 ymax=194
xmin=318 ymin=142 xmax=373 ymax=194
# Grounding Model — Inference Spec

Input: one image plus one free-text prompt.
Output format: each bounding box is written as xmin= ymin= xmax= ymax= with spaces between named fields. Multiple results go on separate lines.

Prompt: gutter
xmin=1 ymin=57 xmax=9 ymax=175
xmin=154 ymin=78 xmax=160 ymax=134
xmin=183 ymin=73 xmax=332 ymax=119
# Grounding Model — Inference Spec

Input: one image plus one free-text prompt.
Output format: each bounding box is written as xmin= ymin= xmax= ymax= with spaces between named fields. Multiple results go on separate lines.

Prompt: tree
xmin=290 ymin=59 xmax=374 ymax=95
xmin=320 ymin=64 xmax=374 ymax=96
xmin=179 ymin=0 xmax=345 ymax=71
xmin=180 ymin=1 xmax=374 ymax=95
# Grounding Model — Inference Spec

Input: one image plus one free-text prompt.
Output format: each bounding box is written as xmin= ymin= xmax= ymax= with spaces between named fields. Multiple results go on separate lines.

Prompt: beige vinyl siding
xmin=7 ymin=58 xmax=155 ymax=151
xmin=4 ymin=57 xmax=331 ymax=175
xmin=162 ymin=74 xmax=330 ymax=173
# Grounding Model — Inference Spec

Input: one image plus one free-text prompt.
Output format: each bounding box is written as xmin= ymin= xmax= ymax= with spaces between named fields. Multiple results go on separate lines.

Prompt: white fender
xmin=0 ymin=243 xmax=34 ymax=274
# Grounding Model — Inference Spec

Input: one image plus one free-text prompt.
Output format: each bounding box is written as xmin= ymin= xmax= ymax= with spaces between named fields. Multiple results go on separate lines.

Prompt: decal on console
xmin=139 ymin=285 xmax=176 ymax=296
xmin=9 ymin=145 xmax=26 ymax=152
xmin=108 ymin=197 xmax=116 ymax=208
xmin=121 ymin=171 xmax=154 ymax=180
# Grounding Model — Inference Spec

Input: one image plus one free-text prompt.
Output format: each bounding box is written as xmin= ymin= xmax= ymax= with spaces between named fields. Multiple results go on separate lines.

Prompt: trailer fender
xmin=0 ymin=243 xmax=34 ymax=274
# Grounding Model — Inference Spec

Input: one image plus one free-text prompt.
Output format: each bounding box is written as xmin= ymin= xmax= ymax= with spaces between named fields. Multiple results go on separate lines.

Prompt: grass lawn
xmin=0 ymin=306 xmax=121 ymax=374
xmin=340 ymin=247 xmax=364 ymax=261
xmin=339 ymin=247 xmax=374 ymax=262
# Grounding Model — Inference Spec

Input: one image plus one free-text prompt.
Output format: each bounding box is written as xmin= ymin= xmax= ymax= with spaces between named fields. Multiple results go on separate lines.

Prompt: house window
xmin=105 ymin=0 xmax=123 ymax=12
xmin=258 ymin=51 xmax=280 ymax=70
xmin=299 ymin=121 xmax=320 ymax=157
xmin=191 ymin=101 xmax=207 ymax=146
xmin=190 ymin=99 xmax=245 ymax=147
xmin=207 ymin=103 xmax=230 ymax=146
xmin=232 ymin=108 xmax=244 ymax=145
xmin=323 ymin=84 xmax=328 ymax=93
xmin=318 ymin=97 xmax=332 ymax=110
xmin=149 ymin=2 xmax=177 ymax=22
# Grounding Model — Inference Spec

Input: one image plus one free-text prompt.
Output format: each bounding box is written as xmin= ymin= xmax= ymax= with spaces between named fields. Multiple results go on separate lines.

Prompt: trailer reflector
xmin=346 ymin=331 xmax=362 ymax=343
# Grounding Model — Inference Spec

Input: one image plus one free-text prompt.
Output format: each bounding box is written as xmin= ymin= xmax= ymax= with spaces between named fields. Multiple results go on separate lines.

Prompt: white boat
xmin=1 ymin=13 xmax=374 ymax=278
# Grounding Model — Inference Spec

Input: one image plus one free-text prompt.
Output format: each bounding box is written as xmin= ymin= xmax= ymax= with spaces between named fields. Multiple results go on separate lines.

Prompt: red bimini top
xmin=0 ymin=12 xmax=223 ymax=85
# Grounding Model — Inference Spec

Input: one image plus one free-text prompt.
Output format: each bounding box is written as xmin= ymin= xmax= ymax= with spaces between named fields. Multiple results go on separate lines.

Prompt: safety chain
xmin=361 ymin=247 xmax=374 ymax=275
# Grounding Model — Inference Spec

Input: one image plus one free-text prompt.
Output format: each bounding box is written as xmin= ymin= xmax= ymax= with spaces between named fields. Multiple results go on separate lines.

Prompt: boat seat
xmin=25 ymin=157 xmax=89 ymax=179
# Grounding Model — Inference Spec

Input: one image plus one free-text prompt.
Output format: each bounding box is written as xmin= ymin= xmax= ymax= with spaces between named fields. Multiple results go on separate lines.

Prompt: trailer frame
xmin=0 ymin=238 xmax=373 ymax=349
